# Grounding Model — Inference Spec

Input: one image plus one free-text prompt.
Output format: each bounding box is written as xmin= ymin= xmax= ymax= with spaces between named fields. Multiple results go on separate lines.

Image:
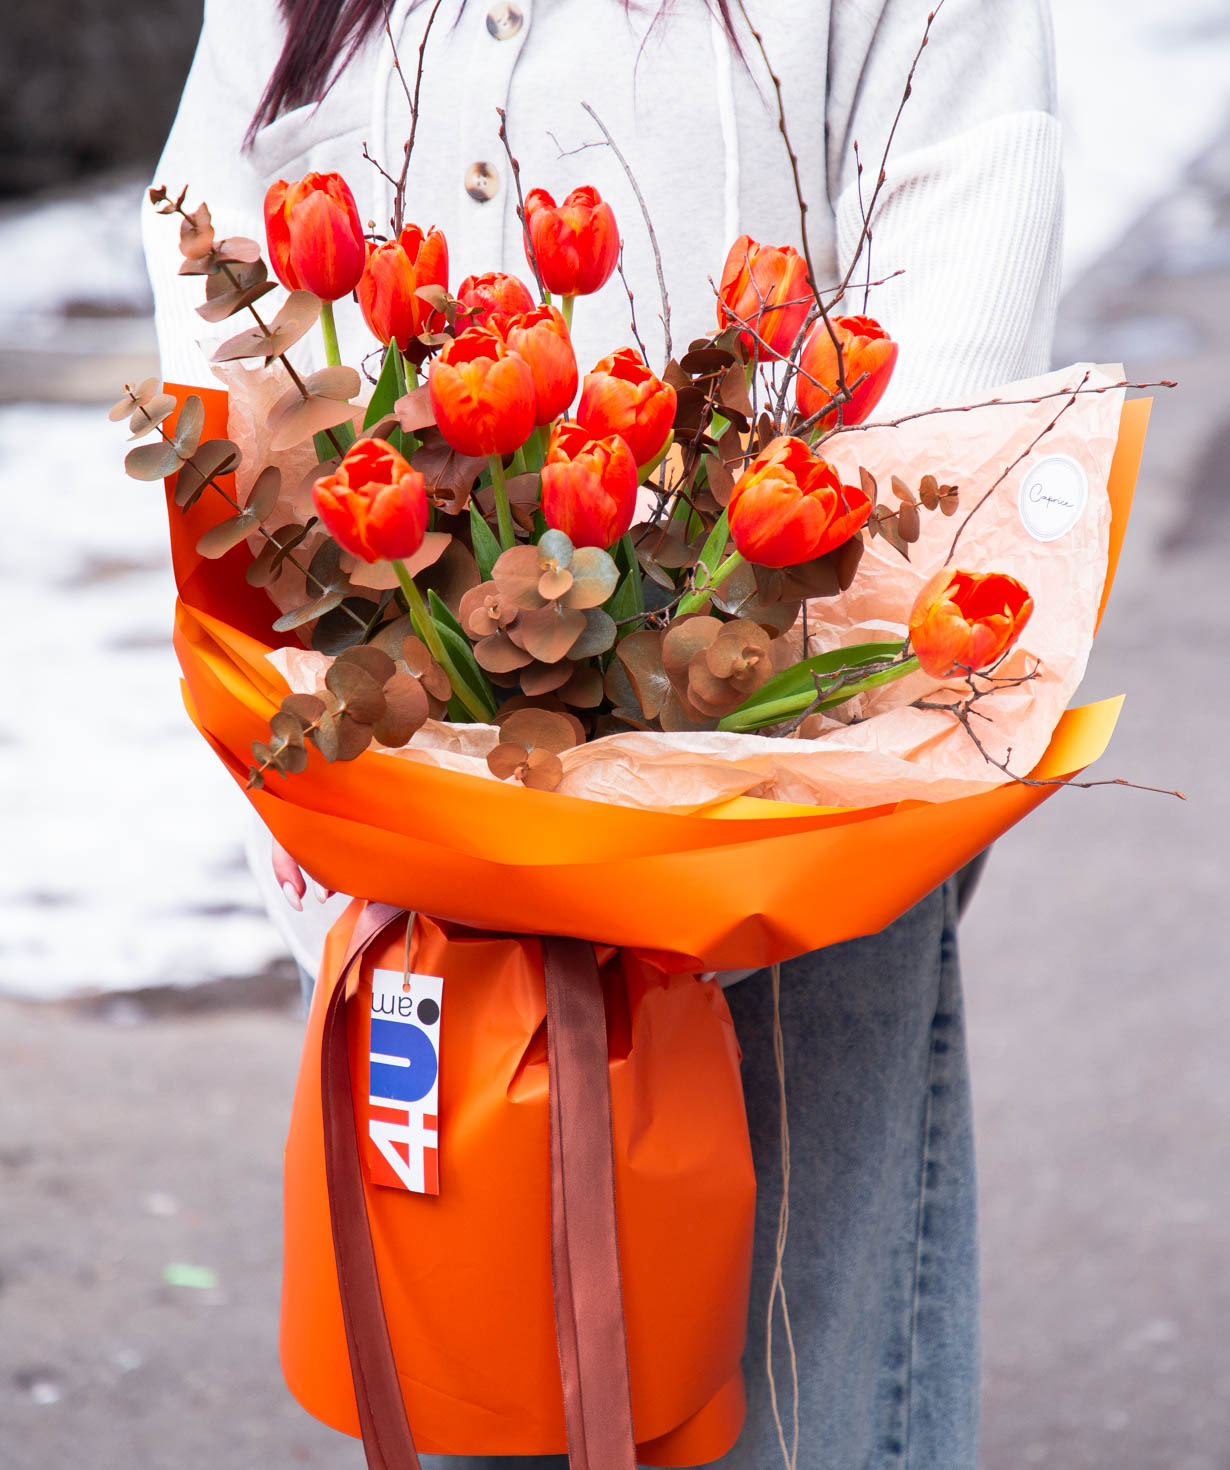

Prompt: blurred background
xmin=1 ymin=2 xmax=1227 ymax=1466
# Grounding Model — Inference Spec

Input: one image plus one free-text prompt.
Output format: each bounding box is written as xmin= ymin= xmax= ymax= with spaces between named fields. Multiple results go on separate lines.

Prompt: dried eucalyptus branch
xmin=152 ymin=188 xmax=347 ymax=456
xmin=118 ymin=384 xmax=369 ymax=632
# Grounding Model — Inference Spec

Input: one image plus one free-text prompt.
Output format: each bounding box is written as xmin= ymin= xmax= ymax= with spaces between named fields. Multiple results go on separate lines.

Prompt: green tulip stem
xmin=319 ymin=300 xmax=342 ymax=368
xmin=677 ymin=549 xmax=746 ymax=616
xmin=487 ymin=454 xmax=516 ymax=551
xmin=719 ymin=653 xmax=922 ymax=732
xmin=401 ymin=355 xmax=419 ymax=391
xmin=561 ymin=294 xmax=575 ymax=332
xmin=392 ymin=560 xmax=488 ymax=723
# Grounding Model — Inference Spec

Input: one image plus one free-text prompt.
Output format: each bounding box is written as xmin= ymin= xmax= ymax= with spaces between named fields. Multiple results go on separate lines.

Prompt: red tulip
xmin=358 ymin=223 xmax=449 ymax=351
xmin=428 ymin=327 xmax=536 ymax=458
xmin=263 ymin=171 xmax=366 ymax=302
xmin=727 ymin=436 xmax=870 ymax=568
xmin=312 ymin=438 xmax=428 ymax=563
xmin=577 ymin=347 xmax=676 ymax=467
xmin=716 ymin=234 xmax=810 ymax=361
xmin=524 ymin=186 xmax=620 ymax=297
xmin=540 ymin=421 xmax=638 ymax=549
xmin=456 ymin=270 xmax=536 ymax=331
xmin=908 ymin=568 xmax=1034 ymax=678
xmin=501 ymin=304 xmax=578 ymax=425
xmin=796 ymin=314 xmax=899 ymax=427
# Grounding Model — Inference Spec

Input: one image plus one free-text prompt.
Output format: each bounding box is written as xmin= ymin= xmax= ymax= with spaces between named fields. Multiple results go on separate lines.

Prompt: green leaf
xmin=313 ymin=419 xmax=356 ymax=463
xmin=696 ymin=509 xmax=729 ymax=582
xmin=427 ymin=589 xmax=465 ymax=640
xmin=436 ymin=622 xmax=497 ymax=721
xmin=427 ymin=590 xmax=497 ymax=719
xmin=470 ymin=502 xmax=502 ymax=582
xmin=363 ymin=341 xmax=408 ymax=430
xmin=718 ymin=641 xmax=908 ymax=732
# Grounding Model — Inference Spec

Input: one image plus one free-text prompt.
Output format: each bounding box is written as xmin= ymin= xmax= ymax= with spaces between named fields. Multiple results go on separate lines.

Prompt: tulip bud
xmin=312 ymin=438 xmax=429 ymax=563
xmin=727 ymin=435 xmax=871 ymax=568
xmin=263 ymin=171 xmax=366 ymax=302
xmin=716 ymin=235 xmax=810 ymax=361
xmin=456 ymin=270 xmax=536 ymax=332
xmin=796 ymin=314 xmax=898 ymax=427
xmin=358 ymin=223 xmax=449 ymax=352
xmin=577 ymin=347 xmax=677 ymax=467
xmin=524 ymin=186 xmax=620 ymax=297
xmin=428 ymin=327 xmax=536 ymax=458
xmin=500 ymin=304 xmax=578 ymax=426
xmin=541 ymin=421 xmax=638 ymax=550
xmin=908 ymin=568 xmax=1034 ymax=678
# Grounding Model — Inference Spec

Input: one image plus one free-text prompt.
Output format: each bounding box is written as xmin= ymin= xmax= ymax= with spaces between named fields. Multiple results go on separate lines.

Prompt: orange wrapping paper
xmin=163 ymin=386 xmax=1147 ymax=1460
xmin=283 ymin=908 xmax=754 ymax=1461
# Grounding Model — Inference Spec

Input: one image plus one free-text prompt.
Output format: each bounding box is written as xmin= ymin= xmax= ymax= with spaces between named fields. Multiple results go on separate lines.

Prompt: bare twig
xmin=944 ymin=372 xmax=1090 ymax=563
xmin=816 ymin=378 xmax=1176 ymax=447
xmin=733 ymin=1 xmax=850 ymax=412
xmin=382 ymin=0 xmax=448 ymax=234
xmin=360 ymin=140 xmax=401 ymax=204
xmin=853 ymin=140 xmax=873 ymax=313
xmin=915 ymin=679 xmax=1185 ymax=800
xmin=580 ymin=101 xmax=673 ymax=364
xmin=834 ymin=2 xmax=948 ymax=301
xmin=615 ymin=244 xmax=649 ymax=361
xmin=496 ymin=106 xmax=546 ymax=298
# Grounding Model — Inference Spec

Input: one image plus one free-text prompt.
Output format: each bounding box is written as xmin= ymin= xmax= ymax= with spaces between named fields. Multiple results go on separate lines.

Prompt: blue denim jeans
xmin=417 ymin=877 xmax=979 ymax=1469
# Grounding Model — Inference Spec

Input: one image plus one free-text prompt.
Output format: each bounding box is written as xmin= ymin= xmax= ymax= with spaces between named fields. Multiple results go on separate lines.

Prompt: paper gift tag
xmin=364 ymin=967 xmax=443 ymax=1194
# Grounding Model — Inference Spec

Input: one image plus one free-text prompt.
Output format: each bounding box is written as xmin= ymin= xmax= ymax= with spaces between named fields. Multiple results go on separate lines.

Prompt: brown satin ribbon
xmin=542 ymin=936 xmax=639 ymax=1470
xmin=321 ymin=901 xmax=422 ymax=1470
xmin=319 ymin=909 xmax=638 ymax=1470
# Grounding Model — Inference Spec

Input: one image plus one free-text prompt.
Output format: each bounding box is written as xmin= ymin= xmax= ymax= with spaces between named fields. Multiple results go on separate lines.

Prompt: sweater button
xmin=465 ymin=161 xmax=500 ymax=202
xmin=486 ymin=3 xmax=523 ymax=39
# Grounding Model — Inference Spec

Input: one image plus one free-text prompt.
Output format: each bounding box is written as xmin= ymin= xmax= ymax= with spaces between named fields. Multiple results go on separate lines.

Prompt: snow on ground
xmin=0 ymin=406 xmax=289 ymax=996
xmin=3 ymin=5 xmax=1228 ymax=998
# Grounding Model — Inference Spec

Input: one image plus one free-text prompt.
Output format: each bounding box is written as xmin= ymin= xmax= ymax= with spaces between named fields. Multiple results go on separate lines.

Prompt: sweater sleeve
xmin=142 ymin=0 xmax=289 ymax=387
xmin=824 ymin=0 xmax=1063 ymax=412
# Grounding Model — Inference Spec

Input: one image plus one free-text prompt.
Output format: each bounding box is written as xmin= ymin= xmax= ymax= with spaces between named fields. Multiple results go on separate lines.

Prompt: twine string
xmin=765 ymin=960 xmax=799 ymax=1470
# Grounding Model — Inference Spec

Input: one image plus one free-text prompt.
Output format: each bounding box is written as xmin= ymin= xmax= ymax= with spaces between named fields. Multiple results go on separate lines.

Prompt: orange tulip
xmin=263 ymin=171 xmax=366 ymax=302
xmin=727 ymin=436 xmax=871 ymax=568
xmin=795 ymin=314 xmax=899 ymax=427
xmin=908 ymin=568 xmax=1034 ymax=678
xmin=716 ymin=234 xmax=810 ymax=361
xmin=428 ymin=327 xmax=536 ymax=458
xmin=358 ymin=223 xmax=449 ymax=351
xmin=541 ymin=421 xmax=638 ymax=549
xmin=577 ymin=347 xmax=677 ymax=467
xmin=501 ymin=304 xmax=578 ymax=425
xmin=312 ymin=438 xmax=429 ymax=563
xmin=524 ymin=186 xmax=620 ymax=297
xmin=456 ymin=271 xmax=536 ymax=332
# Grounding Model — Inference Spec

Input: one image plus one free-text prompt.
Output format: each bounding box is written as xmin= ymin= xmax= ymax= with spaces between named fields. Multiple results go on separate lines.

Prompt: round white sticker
xmin=1017 ymin=454 xmax=1089 ymax=542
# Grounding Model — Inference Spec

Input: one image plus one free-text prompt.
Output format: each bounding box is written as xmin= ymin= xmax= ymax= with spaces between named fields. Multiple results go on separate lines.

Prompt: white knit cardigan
xmin=145 ymin=0 xmax=1064 ymax=974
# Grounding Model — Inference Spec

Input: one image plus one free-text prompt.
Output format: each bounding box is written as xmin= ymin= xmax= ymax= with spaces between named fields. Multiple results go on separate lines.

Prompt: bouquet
xmin=114 ymin=12 xmax=1166 ymax=1466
